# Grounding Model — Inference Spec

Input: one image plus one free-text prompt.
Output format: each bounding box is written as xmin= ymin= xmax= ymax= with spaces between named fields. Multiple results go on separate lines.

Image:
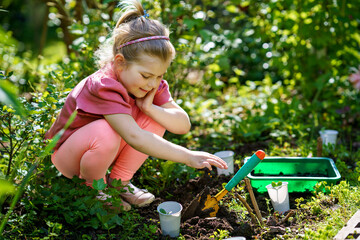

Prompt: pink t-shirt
xmin=45 ymin=63 xmax=173 ymax=149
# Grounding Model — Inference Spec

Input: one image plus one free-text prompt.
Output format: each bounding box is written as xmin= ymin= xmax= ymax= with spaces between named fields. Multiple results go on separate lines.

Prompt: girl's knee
xmin=51 ymin=151 xmax=80 ymax=179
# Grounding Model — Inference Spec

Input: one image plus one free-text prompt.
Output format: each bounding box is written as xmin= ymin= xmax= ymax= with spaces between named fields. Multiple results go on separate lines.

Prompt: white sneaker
xmin=120 ymin=182 xmax=155 ymax=207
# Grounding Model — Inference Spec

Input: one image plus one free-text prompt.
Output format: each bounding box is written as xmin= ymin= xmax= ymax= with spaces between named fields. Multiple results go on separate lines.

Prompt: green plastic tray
xmin=244 ymin=157 xmax=341 ymax=193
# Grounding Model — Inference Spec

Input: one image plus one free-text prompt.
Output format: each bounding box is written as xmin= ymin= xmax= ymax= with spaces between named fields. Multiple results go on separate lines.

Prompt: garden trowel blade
xmin=201 ymin=188 xmax=228 ymax=217
xmin=182 ymin=187 xmax=214 ymax=221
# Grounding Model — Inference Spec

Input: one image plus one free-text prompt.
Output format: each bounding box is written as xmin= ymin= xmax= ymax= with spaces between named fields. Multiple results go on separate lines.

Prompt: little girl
xmin=45 ymin=0 xmax=227 ymax=211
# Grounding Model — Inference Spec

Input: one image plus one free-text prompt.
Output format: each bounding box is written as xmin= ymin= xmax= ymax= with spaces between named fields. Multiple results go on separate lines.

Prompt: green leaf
xmin=226 ymin=5 xmax=238 ymax=13
xmin=219 ymin=56 xmax=230 ymax=70
xmin=159 ymin=208 xmax=167 ymax=214
xmin=208 ymin=63 xmax=221 ymax=72
xmin=109 ymin=178 xmax=123 ymax=187
xmin=229 ymin=77 xmax=239 ymax=84
xmin=240 ymin=1 xmax=250 ymax=8
xmin=0 ymin=80 xmax=27 ymax=116
xmin=197 ymin=98 xmax=217 ymax=114
xmin=71 ymin=176 xmax=86 ymax=184
xmin=183 ymin=18 xmax=204 ymax=29
xmin=63 ymin=110 xmax=78 ymax=130
xmin=0 ymin=179 xmax=15 ymax=196
xmin=92 ymin=178 xmax=107 ymax=191
xmin=199 ymin=29 xmax=214 ymax=41
xmin=40 ymin=110 xmax=78 ymax=158
xmin=271 ymin=181 xmax=282 ymax=188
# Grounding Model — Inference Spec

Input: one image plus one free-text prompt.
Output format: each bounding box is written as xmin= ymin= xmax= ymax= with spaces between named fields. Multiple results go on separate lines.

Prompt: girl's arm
xmin=141 ymin=101 xmax=191 ymax=134
xmin=135 ymin=88 xmax=191 ymax=134
xmin=104 ymin=113 xmax=227 ymax=170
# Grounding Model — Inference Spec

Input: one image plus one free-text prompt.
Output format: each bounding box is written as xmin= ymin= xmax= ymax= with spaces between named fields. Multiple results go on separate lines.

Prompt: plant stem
xmin=6 ymin=115 xmax=13 ymax=177
xmin=0 ymin=162 xmax=38 ymax=234
xmin=235 ymin=193 xmax=258 ymax=225
xmin=245 ymin=178 xmax=263 ymax=226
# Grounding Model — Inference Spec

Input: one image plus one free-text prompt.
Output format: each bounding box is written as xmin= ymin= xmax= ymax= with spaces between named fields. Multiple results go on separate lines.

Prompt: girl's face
xmin=114 ymin=54 xmax=171 ymax=99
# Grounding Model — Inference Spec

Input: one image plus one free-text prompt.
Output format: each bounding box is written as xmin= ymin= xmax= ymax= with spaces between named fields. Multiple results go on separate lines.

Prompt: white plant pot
xmin=266 ymin=182 xmax=290 ymax=214
xmin=215 ymin=150 xmax=235 ymax=176
xmin=319 ymin=130 xmax=338 ymax=145
xmin=157 ymin=201 xmax=183 ymax=237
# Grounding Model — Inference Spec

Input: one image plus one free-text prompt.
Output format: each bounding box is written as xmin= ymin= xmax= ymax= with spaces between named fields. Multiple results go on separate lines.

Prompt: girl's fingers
xmin=148 ymin=88 xmax=157 ymax=98
xmin=206 ymin=158 xmax=227 ymax=169
xmin=209 ymin=154 xmax=228 ymax=169
xmin=191 ymin=151 xmax=228 ymax=170
xmin=202 ymin=162 xmax=212 ymax=171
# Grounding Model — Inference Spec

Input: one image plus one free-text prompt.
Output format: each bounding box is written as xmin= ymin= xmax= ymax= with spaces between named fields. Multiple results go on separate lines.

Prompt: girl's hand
xmin=185 ymin=151 xmax=228 ymax=171
xmin=136 ymin=88 xmax=157 ymax=114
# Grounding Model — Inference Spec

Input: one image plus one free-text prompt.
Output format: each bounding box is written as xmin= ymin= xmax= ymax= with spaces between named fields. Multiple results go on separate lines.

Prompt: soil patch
xmin=134 ymin=171 xmax=314 ymax=239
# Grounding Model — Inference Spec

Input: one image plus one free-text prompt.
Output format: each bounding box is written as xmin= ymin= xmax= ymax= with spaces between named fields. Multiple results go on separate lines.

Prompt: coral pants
xmin=51 ymin=112 xmax=165 ymax=185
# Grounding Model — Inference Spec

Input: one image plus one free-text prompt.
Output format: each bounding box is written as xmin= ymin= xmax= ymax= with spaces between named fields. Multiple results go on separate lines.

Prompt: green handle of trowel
xmin=224 ymin=150 xmax=265 ymax=191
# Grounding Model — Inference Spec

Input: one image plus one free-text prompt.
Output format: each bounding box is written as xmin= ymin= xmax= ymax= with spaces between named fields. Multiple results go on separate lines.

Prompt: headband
xmin=116 ymin=36 xmax=170 ymax=50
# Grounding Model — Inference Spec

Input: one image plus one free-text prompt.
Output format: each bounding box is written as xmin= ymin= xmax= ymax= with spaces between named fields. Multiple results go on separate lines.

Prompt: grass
xmin=300 ymin=181 xmax=359 ymax=239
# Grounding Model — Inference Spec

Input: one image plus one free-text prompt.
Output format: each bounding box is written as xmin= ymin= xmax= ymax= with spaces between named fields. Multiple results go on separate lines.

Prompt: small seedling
xmin=271 ymin=181 xmax=283 ymax=188
xmin=159 ymin=208 xmax=172 ymax=214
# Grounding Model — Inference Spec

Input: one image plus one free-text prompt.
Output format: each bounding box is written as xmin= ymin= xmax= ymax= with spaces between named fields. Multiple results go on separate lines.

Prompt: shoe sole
xmin=136 ymin=195 xmax=156 ymax=207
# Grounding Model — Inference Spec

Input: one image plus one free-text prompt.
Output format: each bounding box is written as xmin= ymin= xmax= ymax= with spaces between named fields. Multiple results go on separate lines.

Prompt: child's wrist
xmin=181 ymin=149 xmax=193 ymax=167
xmin=141 ymin=104 xmax=155 ymax=115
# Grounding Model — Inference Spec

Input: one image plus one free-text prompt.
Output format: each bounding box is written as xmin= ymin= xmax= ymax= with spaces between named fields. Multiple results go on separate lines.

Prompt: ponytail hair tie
xmin=117 ymin=36 xmax=170 ymax=50
xmin=143 ymin=10 xmax=149 ymax=18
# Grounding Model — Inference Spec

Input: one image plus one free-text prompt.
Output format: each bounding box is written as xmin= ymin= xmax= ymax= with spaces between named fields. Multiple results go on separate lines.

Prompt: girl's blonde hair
xmin=95 ymin=0 xmax=175 ymax=67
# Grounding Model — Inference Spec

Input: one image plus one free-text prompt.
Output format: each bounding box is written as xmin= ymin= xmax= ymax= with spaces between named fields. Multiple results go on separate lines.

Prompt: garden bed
xmin=134 ymin=172 xmax=317 ymax=239
xmin=1 ymin=151 xmax=355 ymax=239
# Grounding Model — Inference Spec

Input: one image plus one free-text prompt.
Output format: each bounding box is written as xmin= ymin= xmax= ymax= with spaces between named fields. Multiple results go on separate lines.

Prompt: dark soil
xmin=134 ymin=169 xmax=314 ymax=240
